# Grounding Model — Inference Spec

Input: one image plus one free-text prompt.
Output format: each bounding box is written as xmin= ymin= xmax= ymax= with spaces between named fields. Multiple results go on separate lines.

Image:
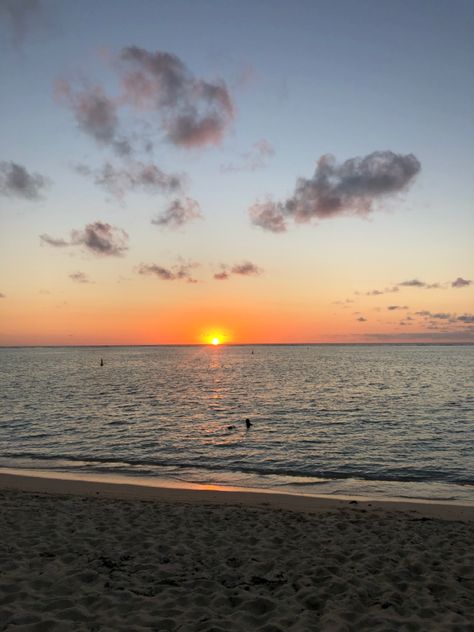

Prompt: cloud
xmin=138 ymin=262 xmax=197 ymax=283
xmin=365 ymin=290 xmax=382 ymax=296
xmin=118 ymin=46 xmax=234 ymax=147
xmin=214 ymin=270 xmax=229 ymax=281
xmin=71 ymin=222 xmax=129 ymax=256
xmin=429 ymin=312 xmax=451 ymax=320
xmin=41 ymin=222 xmax=129 ymax=257
xmin=332 ymin=299 xmax=355 ymax=305
xmin=398 ymin=279 xmax=442 ymax=289
xmin=40 ymin=234 xmax=69 ymax=247
xmin=55 ymin=80 xmax=127 ymax=153
xmin=356 ymin=316 xmax=367 ymax=322
xmin=0 ymin=0 xmax=43 ymax=46
xmin=69 ymin=271 xmax=91 ymax=284
xmin=0 ymin=292 xmax=5 ymax=298
xmin=458 ymin=314 xmax=474 ymax=324
xmin=213 ymin=261 xmax=263 ymax=280
xmin=387 ymin=305 xmax=408 ymax=311
xmin=414 ymin=310 xmax=453 ymax=320
xmin=250 ymin=150 xmax=421 ymax=232
xmin=221 ymin=139 xmax=275 ymax=172
xmin=399 ymin=279 xmax=425 ymax=288
xmin=249 ymin=200 xmax=287 ymax=233
xmin=151 ymin=197 xmax=202 ymax=229
xmin=413 ymin=310 xmax=474 ymax=324
xmin=362 ymin=329 xmax=474 ymax=342
xmin=0 ymin=161 xmax=49 ymax=200
xmin=363 ymin=286 xmax=399 ymax=296
xmin=57 ymin=47 xmax=234 ymax=153
xmin=452 ymin=277 xmax=472 ymax=288
xmin=231 ymin=262 xmax=263 ymax=276
xmin=75 ymin=161 xmax=183 ymax=199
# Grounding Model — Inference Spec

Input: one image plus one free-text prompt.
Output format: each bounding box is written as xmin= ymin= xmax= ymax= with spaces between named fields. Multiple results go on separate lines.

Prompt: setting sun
xmin=199 ymin=327 xmax=231 ymax=345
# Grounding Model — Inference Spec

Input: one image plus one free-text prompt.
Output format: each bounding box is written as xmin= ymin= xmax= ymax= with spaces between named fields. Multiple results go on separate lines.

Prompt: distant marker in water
xmin=245 ymin=418 xmax=252 ymax=430
xmin=100 ymin=358 xmax=104 ymax=367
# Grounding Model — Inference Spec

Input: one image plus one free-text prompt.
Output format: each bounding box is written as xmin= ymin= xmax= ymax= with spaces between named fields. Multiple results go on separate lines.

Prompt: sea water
xmin=1 ymin=345 xmax=473 ymax=502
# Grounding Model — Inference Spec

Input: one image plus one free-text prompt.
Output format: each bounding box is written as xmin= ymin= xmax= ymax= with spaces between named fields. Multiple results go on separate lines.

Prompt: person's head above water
xmin=245 ymin=418 xmax=252 ymax=429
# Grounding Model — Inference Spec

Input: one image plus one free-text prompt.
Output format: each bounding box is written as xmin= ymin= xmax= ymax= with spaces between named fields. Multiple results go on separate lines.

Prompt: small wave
xmin=2 ymin=451 xmax=474 ymax=487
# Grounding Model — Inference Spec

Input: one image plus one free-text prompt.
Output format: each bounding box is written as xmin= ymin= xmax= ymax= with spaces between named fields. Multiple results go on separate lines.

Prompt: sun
xmin=200 ymin=328 xmax=231 ymax=345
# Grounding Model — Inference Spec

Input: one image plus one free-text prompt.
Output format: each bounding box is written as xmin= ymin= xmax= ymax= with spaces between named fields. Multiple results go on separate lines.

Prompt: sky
xmin=0 ymin=0 xmax=473 ymax=345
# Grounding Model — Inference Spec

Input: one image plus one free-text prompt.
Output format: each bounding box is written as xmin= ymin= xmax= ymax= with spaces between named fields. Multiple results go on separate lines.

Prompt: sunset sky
xmin=1 ymin=0 xmax=473 ymax=345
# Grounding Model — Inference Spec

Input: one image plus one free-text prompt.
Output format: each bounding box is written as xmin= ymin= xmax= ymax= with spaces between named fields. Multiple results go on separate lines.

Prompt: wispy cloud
xmin=231 ymin=262 xmax=263 ymax=276
xmin=250 ymin=150 xmax=421 ymax=232
xmin=458 ymin=314 xmax=474 ymax=324
xmin=69 ymin=271 xmax=91 ymax=284
xmin=414 ymin=311 xmax=452 ymax=320
xmin=0 ymin=292 xmax=5 ymax=298
xmin=119 ymin=46 xmax=234 ymax=147
xmin=360 ymin=277 xmax=469 ymax=293
xmin=399 ymin=279 xmax=425 ymax=287
xmin=40 ymin=235 xmax=69 ymax=247
xmin=387 ymin=305 xmax=408 ymax=311
xmin=332 ymin=299 xmax=355 ymax=306
xmin=452 ymin=277 xmax=472 ymax=288
xmin=214 ymin=270 xmax=229 ymax=281
xmin=213 ymin=261 xmax=263 ymax=280
xmin=75 ymin=161 xmax=183 ymax=199
xmin=356 ymin=316 xmax=367 ymax=322
xmin=361 ymin=286 xmax=399 ymax=296
xmin=0 ymin=161 xmax=49 ymax=200
xmin=138 ymin=262 xmax=198 ymax=283
xmin=221 ymin=139 xmax=275 ymax=172
xmin=41 ymin=222 xmax=129 ymax=257
xmin=362 ymin=329 xmax=474 ymax=342
xmin=55 ymin=80 xmax=128 ymax=155
xmin=249 ymin=201 xmax=287 ymax=233
xmin=0 ymin=0 xmax=43 ymax=46
xmin=412 ymin=310 xmax=474 ymax=325
xmin=398 ymin=279 xmax=442 ymax=289
xmin=57 ymin=46 xmax=234 ymax=153
xmin=151 ymin=198 xmax=202 ymax=229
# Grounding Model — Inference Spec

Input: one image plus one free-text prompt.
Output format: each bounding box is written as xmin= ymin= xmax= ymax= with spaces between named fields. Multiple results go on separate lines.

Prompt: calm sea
xmin=1 ymin=345 xmax=473 ymax=502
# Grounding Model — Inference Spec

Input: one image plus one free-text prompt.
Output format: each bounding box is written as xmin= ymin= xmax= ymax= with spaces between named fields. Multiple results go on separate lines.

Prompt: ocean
xmin=1 ymin=345 xmax=473 ymax=503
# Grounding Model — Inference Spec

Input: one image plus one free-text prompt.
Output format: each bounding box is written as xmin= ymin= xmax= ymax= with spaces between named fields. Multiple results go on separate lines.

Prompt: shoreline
xmin=1 ymin=468 xmax=473 ymax=521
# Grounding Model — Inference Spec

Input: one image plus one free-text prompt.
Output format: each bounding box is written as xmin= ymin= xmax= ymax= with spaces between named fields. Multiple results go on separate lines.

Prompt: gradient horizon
xmin=1 ymin=0 xmax=473 ymax=346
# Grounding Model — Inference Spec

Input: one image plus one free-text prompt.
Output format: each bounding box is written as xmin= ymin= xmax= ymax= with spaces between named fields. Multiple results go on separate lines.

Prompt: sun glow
xmin=199 ymin=327 xmax=231 ymax=345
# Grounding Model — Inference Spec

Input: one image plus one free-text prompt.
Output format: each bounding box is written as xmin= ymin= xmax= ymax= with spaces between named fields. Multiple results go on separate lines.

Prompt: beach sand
xmin=0 ymin=472 xmax=473 ymax=631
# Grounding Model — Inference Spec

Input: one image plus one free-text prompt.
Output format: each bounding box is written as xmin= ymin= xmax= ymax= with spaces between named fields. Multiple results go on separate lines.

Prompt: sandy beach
xmin=0 ymin=472 xmax=473 ymax=631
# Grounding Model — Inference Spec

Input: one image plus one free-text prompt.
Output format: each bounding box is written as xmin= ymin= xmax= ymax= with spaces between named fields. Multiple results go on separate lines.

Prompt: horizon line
xmin=1 ymin=342 xmax=473 ymax=349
